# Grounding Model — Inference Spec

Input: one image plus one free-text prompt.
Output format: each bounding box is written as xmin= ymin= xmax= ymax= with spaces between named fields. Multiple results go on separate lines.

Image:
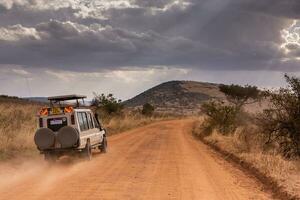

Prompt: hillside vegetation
xmin=124 ymin=80 xmax=267 ymax=115
xmin=193 ymin=75 xmax=300 ymax=198
xmin=124 ymin=81 xmax=226 ymax=114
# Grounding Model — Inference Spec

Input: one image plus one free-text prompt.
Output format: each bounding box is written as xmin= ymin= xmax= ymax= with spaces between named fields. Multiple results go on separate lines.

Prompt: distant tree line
xmin=91 ymin=93 xmax=155 ymax=120
xmin=0 ymin=95 xmax=19 ymax=99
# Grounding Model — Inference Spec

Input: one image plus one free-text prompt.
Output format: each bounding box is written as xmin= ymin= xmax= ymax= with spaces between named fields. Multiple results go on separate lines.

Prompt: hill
xmin=23 ymin=97 xmax=48 ymax=103
xmin=124 ymin=81 xmax=226 ymax=114
xmin=0 ymin=95 xmax=46 ymax=105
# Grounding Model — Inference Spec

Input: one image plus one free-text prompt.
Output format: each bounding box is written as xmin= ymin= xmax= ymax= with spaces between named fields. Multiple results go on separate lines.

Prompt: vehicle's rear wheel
xmin=100 ymin=136 xmax=107 ymax=153
xmin=44 ymin=152 xmax=56 ymax=163
xmin=83 ymin=140 xmax=92 ymax=160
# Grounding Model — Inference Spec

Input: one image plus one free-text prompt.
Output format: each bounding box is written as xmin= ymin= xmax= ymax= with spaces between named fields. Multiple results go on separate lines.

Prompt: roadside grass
xmin=192 ymin=118 xmax=300 ymax=198
xmin=0 ymin=101 xmax=40 ymax=160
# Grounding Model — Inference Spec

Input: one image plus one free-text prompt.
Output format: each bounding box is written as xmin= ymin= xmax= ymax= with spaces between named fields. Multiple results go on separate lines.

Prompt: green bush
xmin=91 ymin=93 xmax=124 ymax=120
xmin=141 ymin=103 xmax=155 ymax=116
xmin=199 ymin=84 xmax=261 ymax=136
xmin=201 ymin=101 xmax=238 ymax=135
xmin=258 ymin=74 xmax=300 ymax=158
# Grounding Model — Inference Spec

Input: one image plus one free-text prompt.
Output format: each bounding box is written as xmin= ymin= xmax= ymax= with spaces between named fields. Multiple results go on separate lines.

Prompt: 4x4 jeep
xmin=34 ymin=95 xmax=107 ymax=162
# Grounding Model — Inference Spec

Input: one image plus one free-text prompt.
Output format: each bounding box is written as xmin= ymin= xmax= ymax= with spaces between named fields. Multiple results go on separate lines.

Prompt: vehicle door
xmin=86 ymin=112 xmax=101 ymax=145
xmin=92 ymin=114 xmax=105 ymax=143
xmin=77 ymin=112 xmax=96 ymax=147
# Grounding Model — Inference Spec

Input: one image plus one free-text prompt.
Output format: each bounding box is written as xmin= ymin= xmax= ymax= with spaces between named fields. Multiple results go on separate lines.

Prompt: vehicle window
xmin=82 ymin=112 xmax=89 ymax=130
xmin=87 ymin=113 xmax=94 ymax=129
xmin=77 ymin=112 xmax=89 ymax=131
xmin=77 ymin=113 xmax=85 ymax=131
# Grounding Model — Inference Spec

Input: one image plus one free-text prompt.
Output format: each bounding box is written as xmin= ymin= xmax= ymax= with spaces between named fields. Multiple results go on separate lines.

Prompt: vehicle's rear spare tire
xmin=57 ymin=126 xmax=79 ymax=148
xmin=34 ymin=128 xmax=55 ymax=150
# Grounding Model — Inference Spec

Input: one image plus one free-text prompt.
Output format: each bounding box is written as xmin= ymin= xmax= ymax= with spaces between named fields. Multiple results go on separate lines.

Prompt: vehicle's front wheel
xmin=83 ymin=140 xmax=92 ymax=160
xmin=100 ymin=136 xmax=107 ymax=153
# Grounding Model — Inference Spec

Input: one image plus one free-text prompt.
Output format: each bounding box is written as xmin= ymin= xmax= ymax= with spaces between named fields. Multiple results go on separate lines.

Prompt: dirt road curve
xmin=0 ymin=120 xmax=272 ymax=200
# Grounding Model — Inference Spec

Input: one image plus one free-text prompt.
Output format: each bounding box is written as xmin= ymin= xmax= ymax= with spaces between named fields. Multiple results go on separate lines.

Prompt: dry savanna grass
xmin=192 ymin=118 xmax=300 ymax=197
xmin=0 ymin=101 xmax=40 ymax=160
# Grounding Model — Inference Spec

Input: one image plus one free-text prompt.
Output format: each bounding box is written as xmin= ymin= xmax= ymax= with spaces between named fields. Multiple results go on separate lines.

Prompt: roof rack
xmin=48 ymin=94 xmax=87 ymax=101
xmin=48 ymin=94 xmax=87 ymax=107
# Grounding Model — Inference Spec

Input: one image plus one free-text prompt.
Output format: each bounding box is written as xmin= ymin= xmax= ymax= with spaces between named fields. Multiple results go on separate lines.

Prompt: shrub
xmin=258 ymin=74 xmax=300 ymax=158
xmin=91 ymin=93 xmax=124 ymax=119
xmin=201 ymin=101 xmax=238 ymax=135
xmin=199 ymin=84 xmax=261 ymax=136
xmin=141 ymin=103 xmax=155 ymax=116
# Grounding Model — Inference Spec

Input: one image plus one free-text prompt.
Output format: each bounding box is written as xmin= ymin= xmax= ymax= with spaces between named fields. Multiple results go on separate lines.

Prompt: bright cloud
xmin=281 ymin=20 xmax=300 ymax=54
xmin=0 ymin=24 xmax=40 ymax=41
xmin=0 ymin=0 xmax=27 ymax=9
xmin=12 ymin=68 xmax=30 ymax=75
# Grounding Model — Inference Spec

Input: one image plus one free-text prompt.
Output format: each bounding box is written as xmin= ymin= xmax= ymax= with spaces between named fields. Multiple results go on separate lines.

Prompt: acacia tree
xmin=219 ymin=84 xmax=261 ymax=110
xmin=91 ymin=93 xmax=123 ymax=116
xmin=258 ymin=75 xmax=300 ymax=158
xmin=200 ymin=84 xmax=261 ymax=135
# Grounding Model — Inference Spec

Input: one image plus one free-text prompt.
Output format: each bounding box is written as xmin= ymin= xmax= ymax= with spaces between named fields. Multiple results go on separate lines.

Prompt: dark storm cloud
xmin=231 ymin=0 xmax=300 ymax=19
xmin=133 ymin=0 xmax=173 ymax=8
xmin=0 ymin=0 xmax=300 ymax=72
xmin=0 ymin=4 xmax=7 ymax=12
xmin=0 ymin=20 xmax=200 ymax=70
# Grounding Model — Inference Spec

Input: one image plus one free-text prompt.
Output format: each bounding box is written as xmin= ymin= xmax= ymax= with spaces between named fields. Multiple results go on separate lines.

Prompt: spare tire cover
xmin=34 ymin=128 xmax=55 ymax=150
xmin=57 ymin=126 xmax=79 ymax=148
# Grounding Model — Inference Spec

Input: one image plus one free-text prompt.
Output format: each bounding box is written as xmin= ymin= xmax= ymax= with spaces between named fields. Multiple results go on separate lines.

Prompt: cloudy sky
xmin=1 ymin=0 xmax=300 ymax=100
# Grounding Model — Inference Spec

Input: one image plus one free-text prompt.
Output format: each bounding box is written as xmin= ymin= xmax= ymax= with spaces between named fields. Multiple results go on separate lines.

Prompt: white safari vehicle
xmin=34 ymin=95 xmax=107 ymax=162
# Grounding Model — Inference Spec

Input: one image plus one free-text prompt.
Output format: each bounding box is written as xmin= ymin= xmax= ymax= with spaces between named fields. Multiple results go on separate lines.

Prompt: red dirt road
xmin=0 ymin=120 xmax=271 ymax=200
